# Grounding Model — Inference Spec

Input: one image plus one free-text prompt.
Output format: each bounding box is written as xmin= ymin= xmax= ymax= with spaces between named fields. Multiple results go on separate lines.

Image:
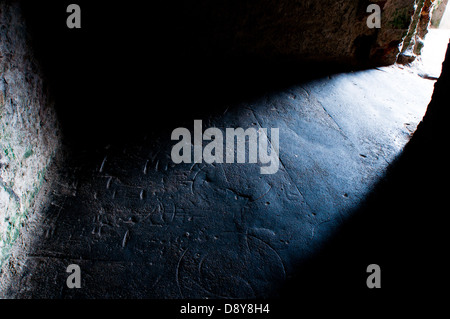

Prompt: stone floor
xmin=0 ymin=63 xmax=437 ymax=299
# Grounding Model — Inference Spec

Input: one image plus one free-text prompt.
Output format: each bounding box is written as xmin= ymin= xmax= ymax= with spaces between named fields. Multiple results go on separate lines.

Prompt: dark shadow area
xmin=280 ymin=44 xmax=449 ymax=305
xmin=20 ymin=0 xmax=372 ymax=151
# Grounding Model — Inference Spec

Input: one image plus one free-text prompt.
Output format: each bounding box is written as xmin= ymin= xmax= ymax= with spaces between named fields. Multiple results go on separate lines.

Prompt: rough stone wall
xmin=368 ymin=0 xmax=418 ymax=65
xmin=431 ymin=0 xmax=448 ymax=27
xmin=413 ymin=0 xmax=435 ymax=54
xmin=172 ymin=0 xmax=417 ymax=67
xmin=0 ymin=1 xmax=60 ymax=268
xmin=398 ymin=0 xmax=437 ymax=63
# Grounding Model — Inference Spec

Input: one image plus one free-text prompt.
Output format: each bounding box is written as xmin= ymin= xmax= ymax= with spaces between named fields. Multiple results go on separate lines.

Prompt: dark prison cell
xmin=0 ymin=0 xmax=447 ymax=307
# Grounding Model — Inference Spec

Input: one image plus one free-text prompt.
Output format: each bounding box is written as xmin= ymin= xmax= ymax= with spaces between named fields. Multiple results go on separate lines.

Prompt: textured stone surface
xmin=431 ymin=0 xmax=448 ymax=27
xmin=0 ymin=0 xmax=443 ymax=301
xmin=167 ymin=0 xmax=417 ymax=67
xmin=0 ymin=2 xmax=60 ymax=268
xmin=439 ymin=0 xmax=450 ymax=27
xmin=0 ymin=63 xmax=435 ymax=298
xmin=413 ymin=0 xmax=435 ymax=55
xmin=398 ymin=0 xmax=437 ymax=63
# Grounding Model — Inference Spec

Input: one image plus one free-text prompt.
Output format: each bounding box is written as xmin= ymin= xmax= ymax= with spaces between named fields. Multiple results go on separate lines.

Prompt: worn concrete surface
xmin=0 ymin=63 xmax=436 ymax=298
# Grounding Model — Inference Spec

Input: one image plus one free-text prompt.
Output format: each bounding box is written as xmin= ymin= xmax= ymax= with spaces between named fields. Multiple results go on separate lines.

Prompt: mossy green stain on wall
xmin=3 ymin=144 xmax=16 ymax=160
xmin=0 ymin=1 xmax=60 ymax=273
xmin=0 ymin=167 xmax=48 ymax=268
xmin=23 ymin=148 xmax=33 ymax=159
